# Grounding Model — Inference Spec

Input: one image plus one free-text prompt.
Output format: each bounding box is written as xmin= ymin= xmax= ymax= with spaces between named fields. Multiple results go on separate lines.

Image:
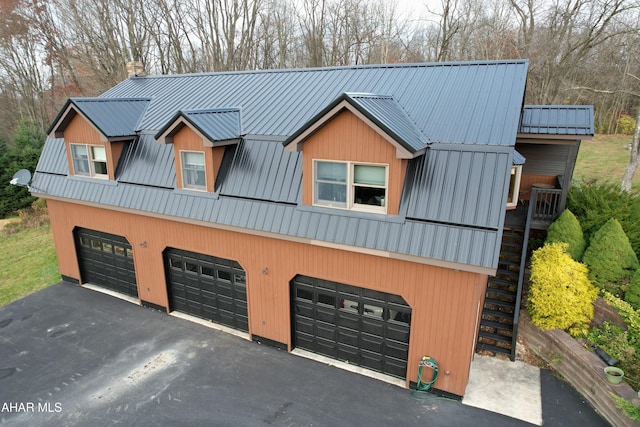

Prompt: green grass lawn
xmin=0 ymin=223 xmax=60 ymax=307
xmin=574 ymin=134 xmax=640 ymax=188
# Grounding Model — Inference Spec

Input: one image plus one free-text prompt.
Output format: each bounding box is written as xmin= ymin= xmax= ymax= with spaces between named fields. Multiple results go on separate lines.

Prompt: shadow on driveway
xmin=0 ymin=282 xmax=609 ymax=426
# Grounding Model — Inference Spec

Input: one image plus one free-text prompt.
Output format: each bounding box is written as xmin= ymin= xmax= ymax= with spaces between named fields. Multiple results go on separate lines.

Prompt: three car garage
xmin=73 ymin=228 xmax=412 ymax=380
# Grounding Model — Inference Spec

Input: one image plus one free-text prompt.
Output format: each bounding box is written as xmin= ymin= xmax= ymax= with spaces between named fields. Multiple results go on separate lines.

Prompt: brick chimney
xmin=126 ymin=61 xmax=146 ymax=77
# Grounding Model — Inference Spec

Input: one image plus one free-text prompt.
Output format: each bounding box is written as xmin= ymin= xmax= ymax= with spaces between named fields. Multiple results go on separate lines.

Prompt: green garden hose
xmin=411 ymin=356 xmax=439 ymax=400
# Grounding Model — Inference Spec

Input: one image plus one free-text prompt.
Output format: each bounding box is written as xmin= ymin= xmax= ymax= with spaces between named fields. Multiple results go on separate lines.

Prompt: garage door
xmin=165 ymin=248 xmax=248 ymax=332
xmin=75 ymin=228 xmax=138 ymax=298
xmin=292 ymin=276 xmax=411 ymax=379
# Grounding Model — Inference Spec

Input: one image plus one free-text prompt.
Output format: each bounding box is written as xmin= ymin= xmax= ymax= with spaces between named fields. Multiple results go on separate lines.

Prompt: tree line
xmin=1 ymin=0 xmax=639 ymax=138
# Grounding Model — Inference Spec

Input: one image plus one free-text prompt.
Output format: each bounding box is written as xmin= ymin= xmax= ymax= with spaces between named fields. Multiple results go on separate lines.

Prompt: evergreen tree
xmin=582 ymin=218 xmax=639 ymax=293
xmin=545 ymin=209 xmax=586 ymax=261
xmin=0 ymin=120 xmax=44 ymax=218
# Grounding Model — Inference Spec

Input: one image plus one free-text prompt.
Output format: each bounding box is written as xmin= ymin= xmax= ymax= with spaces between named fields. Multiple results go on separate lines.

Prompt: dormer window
xmin=71 ymin=144 xmax=108 ymax=179
xmin=181 ymin=150 xmax=206 ymax=191
xmin=314 ymin=160 xmax=387 ymax=213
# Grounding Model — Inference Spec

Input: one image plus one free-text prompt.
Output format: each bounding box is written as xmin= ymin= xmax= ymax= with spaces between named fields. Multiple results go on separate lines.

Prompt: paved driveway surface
xmin=0 ymin=282 xmax=609 ymax=426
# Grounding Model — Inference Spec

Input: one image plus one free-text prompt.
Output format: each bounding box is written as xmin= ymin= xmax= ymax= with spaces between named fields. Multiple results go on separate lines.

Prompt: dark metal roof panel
xmin=70 ymin=98 xmax=150 ymax=137
xmin=346 ymin=93 xmax=427 ymax=151
xmin=29 ymin=171 xmax=501 ymax=269
xmin=36 ymin=137 xmax=68 ymax=175
xmin=218 ymin=138 xmax=301 ymax=203
xmin=182 ymin=109 xmax=241 ymax=142
xmin=117 ymin=134 xmax=176 ymax=188
xmin=520 ymin=105 xmax=594 ymax=136
xmin=102 ymin=61 xmax=528 ymax=146
xmin=403 ymin=145 xmax=511 ymax=229
xmin=513 ymin=150 xmax=526 ymax=165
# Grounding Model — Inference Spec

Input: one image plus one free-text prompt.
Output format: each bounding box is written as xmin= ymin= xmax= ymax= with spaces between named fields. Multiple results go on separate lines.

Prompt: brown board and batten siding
xmin=63 ymin=115 xmax=126 ymax=181
xmin=172 ymin=126 xmax=225 ymax=192
xmin=47 ymin=198 xmax=488 ymax=396
xmin=301 ymin=110 xmax=408 ymax=216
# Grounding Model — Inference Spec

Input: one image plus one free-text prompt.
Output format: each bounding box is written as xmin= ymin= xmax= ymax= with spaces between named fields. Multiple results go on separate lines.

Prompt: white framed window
xmin=314 ymin=160 xmax=387 ymax=213
xmin=70 ymin=143 xmax=108 ymax=178
xmin=507 ymin=165 xmax=523 ymax=208
xmin=181 ymin=150 xmax=206 ymax=191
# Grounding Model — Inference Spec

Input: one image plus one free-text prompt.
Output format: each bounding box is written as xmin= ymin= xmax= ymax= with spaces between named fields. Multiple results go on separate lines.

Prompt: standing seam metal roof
xmin=48 ymin=98 xmax=151 ymax=138
xmin=519 ymin=105 xmax=594 ymax=136
xmin=156 ymin=109 xmax=242 ymax=142
xmin=284 ymin=92 xmax=428 ymax=154
xmin=102 ymin=60 xmax=529 ymax=146
xmin=33 ymin=60 xmax=538 ymax=272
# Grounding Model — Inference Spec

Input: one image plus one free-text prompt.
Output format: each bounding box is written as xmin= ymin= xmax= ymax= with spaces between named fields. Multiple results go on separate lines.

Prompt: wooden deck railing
xmin=530 ymin=187 xmax=563 ymax=227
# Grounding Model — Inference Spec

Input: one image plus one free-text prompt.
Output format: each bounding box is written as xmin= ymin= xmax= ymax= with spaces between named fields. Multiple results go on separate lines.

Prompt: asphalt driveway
xmin=0 ymin=282 xmax=609 ymax=426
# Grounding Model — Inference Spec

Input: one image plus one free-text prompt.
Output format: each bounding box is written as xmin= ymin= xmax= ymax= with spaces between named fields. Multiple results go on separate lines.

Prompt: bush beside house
xmin=626 ymin=271 xmax=640 ymax=311
xmin=568 ymin=181 xmax=640 ymax=258
xmin=527 ymin=193 xmax=640 ymax=421
xmin=582 ymin=218 xmax=639 ymax=294
xmin=545 ymin=209 xmax=586 ymax=261
xmin=527 ymin=242 xmax=598 ymax=336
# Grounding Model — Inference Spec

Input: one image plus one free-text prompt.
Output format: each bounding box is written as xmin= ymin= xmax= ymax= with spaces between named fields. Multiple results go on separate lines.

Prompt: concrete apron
xmin=463 ymin=354 xmax=543 ymax=426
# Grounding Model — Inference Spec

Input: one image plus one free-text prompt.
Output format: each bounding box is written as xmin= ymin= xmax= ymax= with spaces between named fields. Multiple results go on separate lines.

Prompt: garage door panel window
xmin=317 ymin=293 xmax=336 ymax=307
xmin=201 ymin=266 xmax=214 ymax=277
xmin=390 ymin=311 xmax=411 ymax=325
xmin=217 ymin=270 xmax=232 ymax=282
xmin=362 ymin=303 xmax=383 ymax=319
xmin=234 ymin=273 xmax=246 ymax=285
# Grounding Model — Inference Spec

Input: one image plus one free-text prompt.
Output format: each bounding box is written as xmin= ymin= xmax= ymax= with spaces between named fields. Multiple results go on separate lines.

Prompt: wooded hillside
xmin=0 ymin=0 xmax=638 ymax=139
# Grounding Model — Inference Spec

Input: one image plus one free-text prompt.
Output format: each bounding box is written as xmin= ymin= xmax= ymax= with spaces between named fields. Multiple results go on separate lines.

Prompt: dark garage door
xmin=292 ymin=275 xmax=411 ymax=379
xmin=75 ymin=228 xmax=138 ymax=298
xmin=165 ymin=248 xmax=248 ymax=332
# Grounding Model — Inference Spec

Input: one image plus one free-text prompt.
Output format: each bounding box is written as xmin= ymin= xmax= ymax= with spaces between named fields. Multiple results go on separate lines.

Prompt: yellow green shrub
xmin=528 ymin=243 xmax=598 ymax=336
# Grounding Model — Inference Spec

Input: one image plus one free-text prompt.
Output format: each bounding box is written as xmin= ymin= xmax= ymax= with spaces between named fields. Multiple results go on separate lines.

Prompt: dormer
xmin=48 ymin=98 xmax=150 ymax=180
xmin=155 ymin=109 xmax=242 ymax=192
xmin=283 ymin=93 xmax=429 ymax=215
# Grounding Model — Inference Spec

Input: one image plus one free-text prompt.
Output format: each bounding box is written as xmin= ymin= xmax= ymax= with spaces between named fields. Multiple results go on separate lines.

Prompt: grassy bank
xmin=0 ymin=222 xmax=60 ymax=307
xmin=574 ymin=134 xmax=639 ymax=188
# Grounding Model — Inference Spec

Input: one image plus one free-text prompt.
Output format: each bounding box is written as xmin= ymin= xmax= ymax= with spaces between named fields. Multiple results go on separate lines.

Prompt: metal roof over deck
xmin=519 ymin=105 xmax=594 ymax=136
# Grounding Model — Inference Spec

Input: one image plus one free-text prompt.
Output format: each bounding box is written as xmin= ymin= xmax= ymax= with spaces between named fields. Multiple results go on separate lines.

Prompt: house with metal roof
xmin=32 ymin=60 xmax=593 ymax=397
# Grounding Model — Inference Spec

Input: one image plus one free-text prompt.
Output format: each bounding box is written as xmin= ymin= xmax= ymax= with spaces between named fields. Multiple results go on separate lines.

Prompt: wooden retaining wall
xmin=519 ymin=310 xmax=640 ymax=427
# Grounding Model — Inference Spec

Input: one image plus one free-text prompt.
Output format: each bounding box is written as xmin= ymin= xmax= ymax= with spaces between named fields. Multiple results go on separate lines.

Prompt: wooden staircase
xmin=476 ymin=227 xmax=525 ymax=359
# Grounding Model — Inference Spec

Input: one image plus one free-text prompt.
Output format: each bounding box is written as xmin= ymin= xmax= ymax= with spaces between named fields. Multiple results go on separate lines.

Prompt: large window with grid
xmin=314 ymin=160 xmax=387 ymax=213
xmin=70 ymin=144 xmax=108 ymax=179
